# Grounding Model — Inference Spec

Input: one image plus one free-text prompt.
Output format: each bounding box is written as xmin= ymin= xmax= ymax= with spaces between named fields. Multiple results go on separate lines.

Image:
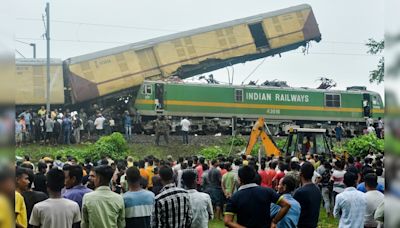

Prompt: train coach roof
xmin=16 ymin=58 xmax=62 ymax=66
xmin=67 ymin=4 xmax=312 ymax=64
xmin=142 ymin=80 xmax=380 ymax=95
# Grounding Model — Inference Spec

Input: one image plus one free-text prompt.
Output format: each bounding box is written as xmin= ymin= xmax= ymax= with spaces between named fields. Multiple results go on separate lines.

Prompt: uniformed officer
xmin=154 ymin=116 xmax=170 ymax=146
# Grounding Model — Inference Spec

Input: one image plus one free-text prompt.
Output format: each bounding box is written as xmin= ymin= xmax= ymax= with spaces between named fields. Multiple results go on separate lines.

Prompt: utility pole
xmin=30 ymin=43 xmax=36 ymax=58
xmin=45 ymin=2 xmax=50 ymax=113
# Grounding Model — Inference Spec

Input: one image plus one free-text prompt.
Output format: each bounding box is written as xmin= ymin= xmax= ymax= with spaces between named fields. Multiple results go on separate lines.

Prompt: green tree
xmin=366 ymin=38 xmax=384 ymax=84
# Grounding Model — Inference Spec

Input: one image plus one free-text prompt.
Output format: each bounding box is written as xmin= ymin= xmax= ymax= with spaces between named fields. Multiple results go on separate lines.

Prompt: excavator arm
xmin=245 ymin=117 xmax=281 ymax=157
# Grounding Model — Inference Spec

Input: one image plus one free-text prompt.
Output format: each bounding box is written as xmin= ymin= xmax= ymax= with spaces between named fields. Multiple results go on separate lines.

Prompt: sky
xmin=14 ymin=0 xmax=384 ymax=98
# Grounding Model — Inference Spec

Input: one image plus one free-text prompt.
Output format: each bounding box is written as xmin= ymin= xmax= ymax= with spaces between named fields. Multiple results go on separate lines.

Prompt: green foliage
xmin=275 ymin=138 xmax=286 ymax=149
xmin=199 ymin=146 xmax=229 ymax=160
xmin=366 ymin=39 xmax=384 ymax=55
xmin=16 ymin=146 xmax=89 ymax=162
xmin=332 ymin=145 xmax=345 ymax=154
xmin=16 ymin=132 xmax=129 ymax=163
xmin=366 ymin=38 xmax=384 ymax=84
xmin=88 ymin=132 xmax=129 ymax=161
xmin=226 ymin=136 xmax=247 ymax=146
xmin=344 ymin=133 xmax=384 ymax=157
xmin=250 ymin=142 xmax=261 ymax=157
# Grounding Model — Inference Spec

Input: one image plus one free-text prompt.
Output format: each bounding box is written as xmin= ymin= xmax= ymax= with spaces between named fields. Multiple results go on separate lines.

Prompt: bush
xmin=226 ymin=136 xmax=247 ymax=146
xmin=344 ymin=133 xmax=384 ymax=158
xmin=88 ymin=132 xmax=129 ymax=161
xmin=199 ymin=146 xmax=230 ymax=160
xmin=16 ymin=146 xmax=89 ymax=163
xmin=275 ymin=138 xmax=286 ymax=149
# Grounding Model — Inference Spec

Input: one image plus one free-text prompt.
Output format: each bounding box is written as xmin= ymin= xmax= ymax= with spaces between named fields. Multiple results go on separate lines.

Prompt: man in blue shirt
xmin=357 ymin=168 xmax=384 ymax=193
xmin=62 ymin=164 xmax=92 ymax=209
xmin=123 ymin=111 xmax=132 ymax=141
xmin=357 ymin=182 xmax=384 ymax=193
xmin=271 ymin=176 xmax=301 ymax=228
xmin=335 ymin=122 xmax=344 ymax=146
xmin=62 ymin=115 xmax=72 ymax=144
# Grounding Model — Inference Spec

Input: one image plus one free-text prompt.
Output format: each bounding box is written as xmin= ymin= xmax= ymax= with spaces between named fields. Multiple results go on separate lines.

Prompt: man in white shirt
xmin=366 ymin=117 xmax=374 ymax=127
xmin=334 ymin=172 xmax=366 ymax=228
xmin=364 ymin=173 xmax=384 ymax=228
xmin=94 ymin=114 xmax=106 ymax=136
xmin=180 ymin=117 xmax=191 ymax=144
xmin=182 ymin=168 xmax=213 ymax=228
xmin=30 ymin=168 xmax=81 ymax=228
xmin=367 ymin=125 xmax=375 ymax=134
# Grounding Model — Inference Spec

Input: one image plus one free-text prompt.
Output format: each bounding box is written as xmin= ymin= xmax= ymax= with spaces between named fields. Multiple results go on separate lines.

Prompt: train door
xmin=362 ymin=93 xmax=371 ymax=117
xmin=155 ymin=83 xmax=164 ymax=111
xmin=248 ymin=22 xmax=270 ymax=49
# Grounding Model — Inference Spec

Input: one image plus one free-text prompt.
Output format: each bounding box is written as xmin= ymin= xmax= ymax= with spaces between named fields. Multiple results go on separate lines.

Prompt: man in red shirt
xmin=272 ymin=163 xmax=286 ymax=190
xmin=195 ymin=157 xmax=204 ymax=190
xmin=265 ymin=162 xmax=277 ymax=188
xmin=258 ymin=162 xmax=268 ymax=187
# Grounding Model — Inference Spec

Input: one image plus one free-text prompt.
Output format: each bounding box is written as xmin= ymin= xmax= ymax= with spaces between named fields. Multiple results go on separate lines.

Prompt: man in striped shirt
xmin=152 ymin=165 xmax=192 ymax=228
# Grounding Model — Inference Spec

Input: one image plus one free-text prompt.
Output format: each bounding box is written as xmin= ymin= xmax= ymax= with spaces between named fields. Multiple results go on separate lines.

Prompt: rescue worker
xmin=154 ymin=116 xmax=170 ymax=146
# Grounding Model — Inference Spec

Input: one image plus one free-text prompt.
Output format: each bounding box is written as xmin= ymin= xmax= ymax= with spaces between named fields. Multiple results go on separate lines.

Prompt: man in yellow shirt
xmin=15 ymin=191 xmax=27 ymax=228
xmin=0 ymin=165 xmax=18 ymax=228
xmin=0 ymin=194 xmax=12 ymax=228
xmin=37 ymin=106 xmax=47 ymax=118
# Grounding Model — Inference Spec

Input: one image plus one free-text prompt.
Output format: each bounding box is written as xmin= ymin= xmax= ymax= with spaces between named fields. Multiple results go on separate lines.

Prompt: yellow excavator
xmin=245 ymin=117 xmax=281 ymax=157
xmin=245 ymin=117 xmax=333 ymax=157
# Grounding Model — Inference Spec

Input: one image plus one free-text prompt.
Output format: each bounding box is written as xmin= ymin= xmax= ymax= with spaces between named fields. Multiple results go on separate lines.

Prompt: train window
xmin=143 ymin=84 xmax=152 ymax=95
xmin=372 ymin=96 xmax=381 ymax=107
xmin=235 ymin=89 xmax=243 ymax=102
xmin=325 ymin=94 xmax=341 ymax=107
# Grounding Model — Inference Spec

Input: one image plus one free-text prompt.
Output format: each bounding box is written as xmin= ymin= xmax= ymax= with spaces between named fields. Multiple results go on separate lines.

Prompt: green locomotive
xmin=134 ymin=81 xmax=384 ymax=135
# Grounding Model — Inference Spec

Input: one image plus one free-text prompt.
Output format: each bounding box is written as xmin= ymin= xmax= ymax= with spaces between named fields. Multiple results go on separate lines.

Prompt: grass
xmin=208 ymin=207 xmax=338 ymax=227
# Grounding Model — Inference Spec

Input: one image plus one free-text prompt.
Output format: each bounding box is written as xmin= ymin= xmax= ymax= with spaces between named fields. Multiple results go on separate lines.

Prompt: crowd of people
xmin=15 ymin=106 xmax=143 ymax=147
xmin=15 ymin=106 xmax=190 ymax=147
xmin=16 ymin=106 xmax=384 ymax=149
xmin=0 ymin=149 xmax=385 ymax=228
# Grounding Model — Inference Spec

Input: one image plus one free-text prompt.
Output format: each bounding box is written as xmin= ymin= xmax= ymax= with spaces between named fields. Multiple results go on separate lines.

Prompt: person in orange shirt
xmin=138 ymin=160 xmax=149 ymax=188
xmin=145 ymin=159 xmax=155 ymax=190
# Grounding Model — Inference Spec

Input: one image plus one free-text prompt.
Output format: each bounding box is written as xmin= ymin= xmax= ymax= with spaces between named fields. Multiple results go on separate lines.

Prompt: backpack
xmin=321 ymin=169 xmax=332 ymax=189
xmin=73 ymin=118 xmax=82 ymax=129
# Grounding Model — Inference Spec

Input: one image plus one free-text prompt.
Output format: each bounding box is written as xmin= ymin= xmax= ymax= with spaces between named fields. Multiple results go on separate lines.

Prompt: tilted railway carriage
xmin=15 ymin=59 xmax=65 ymax=105
xmin=135 ymin=81 xmax=384 ymax=134
xmin=64 ymin=4 xmax=320 ymax=103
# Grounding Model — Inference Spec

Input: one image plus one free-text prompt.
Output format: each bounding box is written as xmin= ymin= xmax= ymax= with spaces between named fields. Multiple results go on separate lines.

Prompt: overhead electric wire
xmin=15 ymin=39 xmax=32 ymax=45
xmin=15 ymin=37 xmax=380 ymax=57
xmin=241 ymin=57 xmax=267 ymax=85
xmin=16 ymin=17 xmax=178 ymax=32
xmin=15 ymin=49 xmax=26 ymax=58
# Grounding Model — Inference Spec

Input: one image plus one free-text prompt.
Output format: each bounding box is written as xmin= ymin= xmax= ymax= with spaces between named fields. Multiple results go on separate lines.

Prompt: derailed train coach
xmin=63 ymin=4 xmax=321 ymax=104
xmin=135 ymin=81 xmax=384 ymax=135
xmin=15 ymin=58 xmax=65 ymax=106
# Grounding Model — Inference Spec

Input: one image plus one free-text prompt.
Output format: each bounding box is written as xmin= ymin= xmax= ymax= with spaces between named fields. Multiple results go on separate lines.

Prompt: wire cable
xmin=15 ymin=49 xmax=26 ymax=58
xmin=241 ymin=57 xmax=267 ymax=85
